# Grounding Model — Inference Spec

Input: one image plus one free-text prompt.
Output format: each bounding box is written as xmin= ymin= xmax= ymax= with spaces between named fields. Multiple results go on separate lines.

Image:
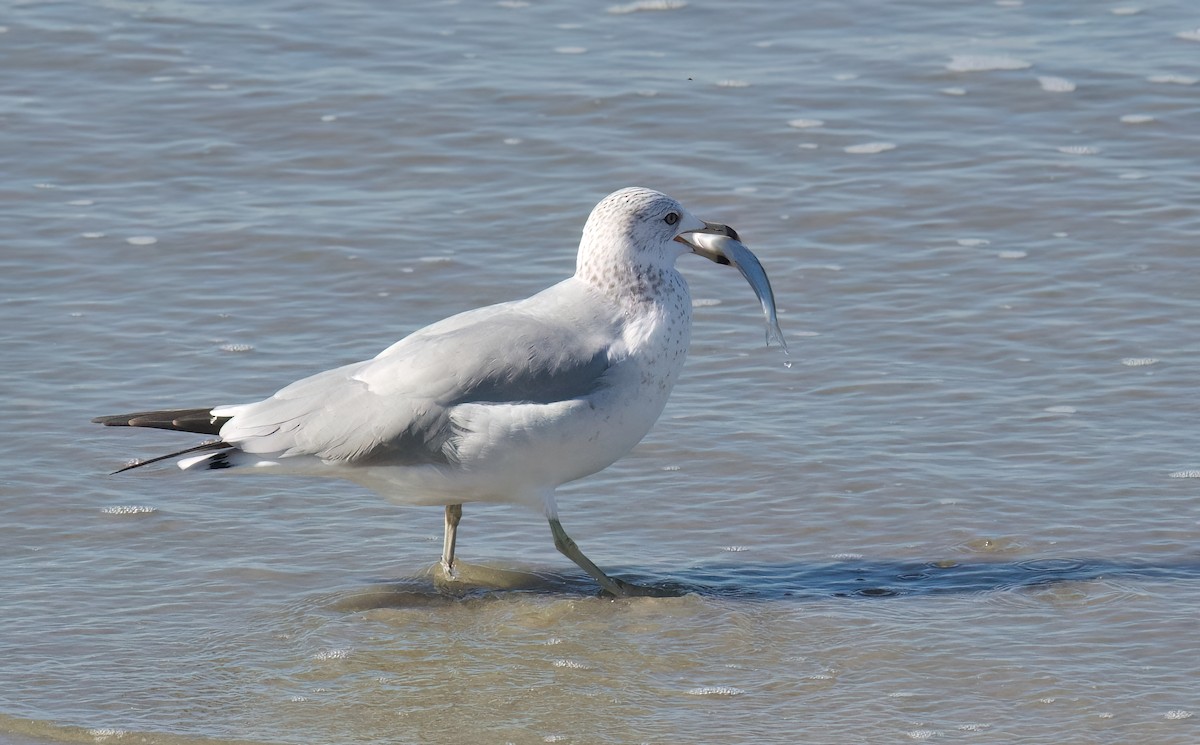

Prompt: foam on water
xmin=946 ymin=55 xmax=1032 ymax=72
xmin=1147 ymin=74 xmax=1196 ymax=84
xmin=87 ymin=728 xmax=128 ymax=741
xmin=101 ymin=505 xmax=158 ymax=515
xmin=607 ymin=0 xmax=687 ymax=13
xmin=906 ymin=730 xmax=938 ymax=740
xmin=844 ymin=142 xmax=896 ymax=154
xmin=686 ymin=686 xmax=745 ymax=696
xmin=1038 ymin=76 xmax=1076 ymax=92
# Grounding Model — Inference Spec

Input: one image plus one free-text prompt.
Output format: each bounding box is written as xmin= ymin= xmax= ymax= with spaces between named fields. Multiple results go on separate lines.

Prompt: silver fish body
xmin=687 ymin=232 xmax=788 ymax=352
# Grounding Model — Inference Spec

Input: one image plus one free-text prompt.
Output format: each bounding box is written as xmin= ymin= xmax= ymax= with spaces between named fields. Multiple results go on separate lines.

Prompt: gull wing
xmin=214 ymin=280 xmax=621 ymax=465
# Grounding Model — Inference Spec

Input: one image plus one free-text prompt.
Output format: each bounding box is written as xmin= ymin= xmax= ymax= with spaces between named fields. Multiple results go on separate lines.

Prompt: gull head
xmin=576 ymin=187 xmax=788 ymax=352
xmin=576 ymin=187 xmax=739 ymax=284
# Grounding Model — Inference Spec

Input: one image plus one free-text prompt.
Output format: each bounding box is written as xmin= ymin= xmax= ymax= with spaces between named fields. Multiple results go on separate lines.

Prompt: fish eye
xmin=664 ymin=212 xmax=679 ymax=226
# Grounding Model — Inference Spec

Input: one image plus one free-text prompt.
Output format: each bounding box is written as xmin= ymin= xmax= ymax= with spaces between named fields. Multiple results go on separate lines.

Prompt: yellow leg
xmin=441 ymin=504 xmax=463 ymax=576
xmin=548 ymin=517 xmax=659 ymax=597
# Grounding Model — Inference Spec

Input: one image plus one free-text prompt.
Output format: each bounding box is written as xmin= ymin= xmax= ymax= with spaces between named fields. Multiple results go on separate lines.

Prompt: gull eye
xmin=664 ymin=212 xmax=680 ymax=226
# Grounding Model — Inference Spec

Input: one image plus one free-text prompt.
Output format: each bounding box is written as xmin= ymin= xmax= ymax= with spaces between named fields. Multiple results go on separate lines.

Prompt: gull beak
xmin=674 ymin=222 xmax=741 ymax=265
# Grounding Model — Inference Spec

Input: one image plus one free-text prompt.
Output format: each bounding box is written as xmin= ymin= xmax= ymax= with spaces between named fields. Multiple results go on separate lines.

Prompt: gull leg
xmin=441 ymin=504 xmax=463 ymax=576
xmin=548 ymin=517 xmax=656 ymax=598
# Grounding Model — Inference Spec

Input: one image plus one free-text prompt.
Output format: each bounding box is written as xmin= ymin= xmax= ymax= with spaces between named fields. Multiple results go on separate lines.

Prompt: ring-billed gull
xmin=93 ymin=187 xmax=785 ymax=597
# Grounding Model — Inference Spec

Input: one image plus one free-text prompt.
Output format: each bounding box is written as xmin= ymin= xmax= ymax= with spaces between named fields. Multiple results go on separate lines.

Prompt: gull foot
xmin=601 ymin=577 xmax=685 ymax=598
xmin=435 ymin=559 xmax=459 ymax=582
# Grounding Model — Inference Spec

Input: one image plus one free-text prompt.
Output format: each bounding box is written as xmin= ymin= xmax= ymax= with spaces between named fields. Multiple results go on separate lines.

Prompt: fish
xmin=686 ymin=232 xmax=789 ymax=353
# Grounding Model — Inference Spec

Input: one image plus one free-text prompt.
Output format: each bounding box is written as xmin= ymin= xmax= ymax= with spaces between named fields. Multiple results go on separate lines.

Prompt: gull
xmin=92 ymin=187 xmax=785 ymax=597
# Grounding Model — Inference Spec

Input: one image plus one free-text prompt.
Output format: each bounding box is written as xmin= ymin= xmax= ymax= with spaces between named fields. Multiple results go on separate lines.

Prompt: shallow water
xmin=3 ymin=0 xmax=1199 ymax=743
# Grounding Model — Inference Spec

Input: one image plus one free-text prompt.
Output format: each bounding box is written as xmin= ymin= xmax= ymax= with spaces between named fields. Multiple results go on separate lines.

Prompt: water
xmin=3 ymin=0 xmax=1199 ymax=742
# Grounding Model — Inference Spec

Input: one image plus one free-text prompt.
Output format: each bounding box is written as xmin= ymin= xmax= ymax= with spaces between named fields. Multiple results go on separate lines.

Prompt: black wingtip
xmin=109 ymin=439 xmax=230 ymax=474
xmin=90 ymin=408 xmax=230 ymax=435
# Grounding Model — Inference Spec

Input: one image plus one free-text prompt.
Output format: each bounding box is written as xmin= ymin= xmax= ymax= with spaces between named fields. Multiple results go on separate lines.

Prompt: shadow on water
xmin=674 ymin=555 xmax=1200 ymax=600
xmin=333 ymin=555 xmax=1200 ymax=610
